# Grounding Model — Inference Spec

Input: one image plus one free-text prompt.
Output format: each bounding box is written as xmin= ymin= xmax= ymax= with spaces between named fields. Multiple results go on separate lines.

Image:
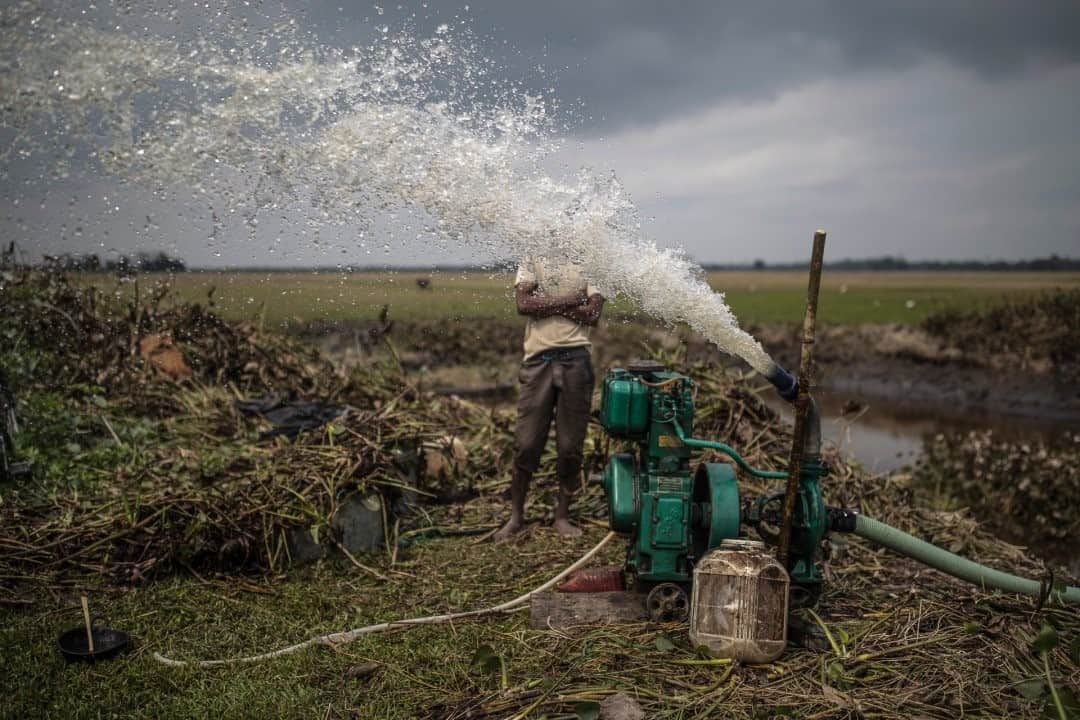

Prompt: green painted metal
xmin=672 ymin=415 xmax=828 ymax=592
xmin=599 ymin=370 xmax=650 ymax=437
xmin=598 ymin=368 xmax=744 ymax=584
xmin=631 ymin=470 xmax=693 ymax=580
xmin=598 ymin=366 xmax=829 ymax=591
xmin=603 ymin=452 xmax=638 ymax=534
xmin=671 ymin=419 xmax=787 ymax=479
xmin=788 ymin=458 xmax=828 ymax=589
xmin=693 ymin=463 xmax=741 ymax=551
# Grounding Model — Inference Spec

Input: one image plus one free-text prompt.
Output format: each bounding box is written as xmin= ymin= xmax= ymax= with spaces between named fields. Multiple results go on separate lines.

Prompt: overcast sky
xmin=3 ymin=0 xmax=1079 ymax=266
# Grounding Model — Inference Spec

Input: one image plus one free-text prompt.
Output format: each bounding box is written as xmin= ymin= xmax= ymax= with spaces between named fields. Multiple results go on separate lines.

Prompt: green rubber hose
xmin=854 ymin=514 xmax=1080 ymax=604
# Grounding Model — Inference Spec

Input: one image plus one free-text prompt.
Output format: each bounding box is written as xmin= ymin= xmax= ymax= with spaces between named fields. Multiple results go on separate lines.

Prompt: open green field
xmin=83 ymin=270 xmax=1080 ymax=327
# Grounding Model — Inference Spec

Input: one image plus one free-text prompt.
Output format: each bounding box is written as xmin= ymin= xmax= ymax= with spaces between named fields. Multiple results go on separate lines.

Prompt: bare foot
xmin=493 ymin=517 xmax=525 ymax=543
xmin=553 ymin=517 xmax=583 ymax=538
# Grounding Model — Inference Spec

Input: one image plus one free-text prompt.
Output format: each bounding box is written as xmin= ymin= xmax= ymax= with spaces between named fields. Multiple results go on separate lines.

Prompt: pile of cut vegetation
xmin=0 ymin=267 xmax=517 ymax=589
xmin=1 ymin=265 xmax=335 ymax=409
xmin=921 ymin=288 xmax=1080 ymax=378
xmin=1 ymin=267 xmax=1078 ymax=719
xmin=917 ymin=430 xmax=1080 ymax=552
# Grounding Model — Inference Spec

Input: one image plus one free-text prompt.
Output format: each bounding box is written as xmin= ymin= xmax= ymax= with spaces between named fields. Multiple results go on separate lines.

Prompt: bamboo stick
xmin=777 ymin=230 xmax=826 ymax=569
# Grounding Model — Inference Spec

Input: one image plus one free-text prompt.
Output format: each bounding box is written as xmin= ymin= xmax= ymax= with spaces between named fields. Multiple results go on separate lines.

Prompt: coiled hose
xmin=851 ymin=513 xmax=1080 ymax=604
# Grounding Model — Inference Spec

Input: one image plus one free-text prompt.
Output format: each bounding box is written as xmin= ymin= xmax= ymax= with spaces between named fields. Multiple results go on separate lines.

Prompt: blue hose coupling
xmin=765 ymin=363 xmax=799 ymax=403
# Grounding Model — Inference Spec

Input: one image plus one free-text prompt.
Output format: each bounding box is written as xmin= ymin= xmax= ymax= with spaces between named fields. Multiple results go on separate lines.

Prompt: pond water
xmin=765 ymin=390 xmax=1071 ymax=475
xmin=767 ymin=390 xmax=1079 ymax=573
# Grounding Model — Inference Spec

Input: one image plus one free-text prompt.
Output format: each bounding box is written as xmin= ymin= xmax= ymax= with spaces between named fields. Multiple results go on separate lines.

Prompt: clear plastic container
xmin=689 ymin=538 xmax=789 ymax=662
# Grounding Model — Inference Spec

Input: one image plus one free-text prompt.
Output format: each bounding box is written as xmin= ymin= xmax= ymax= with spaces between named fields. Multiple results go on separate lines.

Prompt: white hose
xmin=153 ymin=531 xmax=617 ymax=668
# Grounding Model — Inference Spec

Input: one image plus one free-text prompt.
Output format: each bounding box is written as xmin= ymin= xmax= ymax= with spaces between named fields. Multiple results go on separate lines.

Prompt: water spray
xmin=1 ymin=13 xmax=777 ymax=381
xmin=7 ymin=14 xmax=1075 ymax=671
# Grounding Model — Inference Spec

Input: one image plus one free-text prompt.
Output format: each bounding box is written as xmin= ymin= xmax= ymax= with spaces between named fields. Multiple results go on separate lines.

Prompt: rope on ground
xmin=153 ymin=531 xmax=617 ymax=668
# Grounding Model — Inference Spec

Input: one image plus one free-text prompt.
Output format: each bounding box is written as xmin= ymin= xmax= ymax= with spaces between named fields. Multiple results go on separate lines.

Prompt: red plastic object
xmin=557 ymin=565 xmax=626 ymax=593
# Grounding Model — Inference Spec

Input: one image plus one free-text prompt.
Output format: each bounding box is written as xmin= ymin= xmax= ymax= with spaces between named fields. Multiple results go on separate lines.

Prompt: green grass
xmin=1 ymin=527 xmax=633 ymax=719
xmin=707 ymin=271 xmax=1080 ymax=325
xmin=79 ymin=271 xmax=1080 ymax=328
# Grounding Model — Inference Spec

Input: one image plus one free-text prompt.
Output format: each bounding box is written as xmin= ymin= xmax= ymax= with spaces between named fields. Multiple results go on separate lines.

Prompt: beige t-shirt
xmin=515 ymin=258 xmax=600 ymax=360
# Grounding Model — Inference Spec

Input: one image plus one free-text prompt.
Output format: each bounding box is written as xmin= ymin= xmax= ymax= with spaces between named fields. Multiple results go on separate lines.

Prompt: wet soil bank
xmin=309 ymin=317 xmax=1080 ymax=426
xmin=755 ymin=322 xmax=1080 ymax=424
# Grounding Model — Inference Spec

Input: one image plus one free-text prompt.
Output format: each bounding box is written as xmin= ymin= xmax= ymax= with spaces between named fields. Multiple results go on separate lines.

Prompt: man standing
xmin=494 ymin=258 xmax=605 ymax=541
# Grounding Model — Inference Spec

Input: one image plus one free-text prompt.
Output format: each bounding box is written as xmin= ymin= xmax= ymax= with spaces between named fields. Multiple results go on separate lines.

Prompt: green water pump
xmin=599 ymin=360 xmax=829 ymax=615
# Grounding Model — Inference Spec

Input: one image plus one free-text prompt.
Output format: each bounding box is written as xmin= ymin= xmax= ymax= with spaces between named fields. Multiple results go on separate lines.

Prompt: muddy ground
xmin=310 ymin=316 xmax=1080 ymax=424
xmin=310 ymin=314 xmax=1080 ymax=572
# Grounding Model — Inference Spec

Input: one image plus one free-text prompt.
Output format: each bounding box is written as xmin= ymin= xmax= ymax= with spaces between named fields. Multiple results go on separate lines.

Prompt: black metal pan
xmin=58 ymin=620 xmax=130 ymax=663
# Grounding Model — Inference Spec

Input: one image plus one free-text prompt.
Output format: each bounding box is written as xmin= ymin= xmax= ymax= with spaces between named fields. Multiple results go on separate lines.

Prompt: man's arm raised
xmin=557 ymin=293 xmax=605 ymax=327
xmin=515 ymin=281 xmax=588 ymax=318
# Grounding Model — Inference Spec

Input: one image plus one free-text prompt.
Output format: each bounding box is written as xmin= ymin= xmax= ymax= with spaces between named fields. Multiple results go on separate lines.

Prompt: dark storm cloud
xmin=4 ymin=0 xmax=1079 ymax=264
xmin=308 ymin=1 xmax=1080 ymax=132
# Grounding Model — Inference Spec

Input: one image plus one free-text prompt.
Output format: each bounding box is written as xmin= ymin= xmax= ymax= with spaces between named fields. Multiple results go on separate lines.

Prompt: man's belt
xmin=524 ymin=346 xmax=591 ymax=365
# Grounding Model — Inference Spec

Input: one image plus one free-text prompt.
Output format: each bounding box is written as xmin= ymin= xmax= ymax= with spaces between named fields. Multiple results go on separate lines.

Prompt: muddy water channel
xmin=765 ymin=391 xmax=1071 ymax=475
xmin=769 ymin=390 xmax=1079 ymax=573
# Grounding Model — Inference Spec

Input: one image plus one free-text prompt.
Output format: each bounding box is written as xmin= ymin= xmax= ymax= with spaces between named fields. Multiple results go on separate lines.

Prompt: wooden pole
xmin=80 ymin=595 xmax=95 ymax=654
xmin=777 ymin=230 xmax=826 ymax=569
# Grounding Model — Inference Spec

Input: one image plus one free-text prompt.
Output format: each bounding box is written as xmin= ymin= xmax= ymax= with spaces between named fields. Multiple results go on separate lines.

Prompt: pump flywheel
xmin=646 ymin=583 xmax=689 ymax=623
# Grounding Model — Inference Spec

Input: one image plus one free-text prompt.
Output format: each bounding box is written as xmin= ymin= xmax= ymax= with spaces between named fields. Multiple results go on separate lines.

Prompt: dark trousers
xmin=513 ymin=351 xmax=595 ymax=492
